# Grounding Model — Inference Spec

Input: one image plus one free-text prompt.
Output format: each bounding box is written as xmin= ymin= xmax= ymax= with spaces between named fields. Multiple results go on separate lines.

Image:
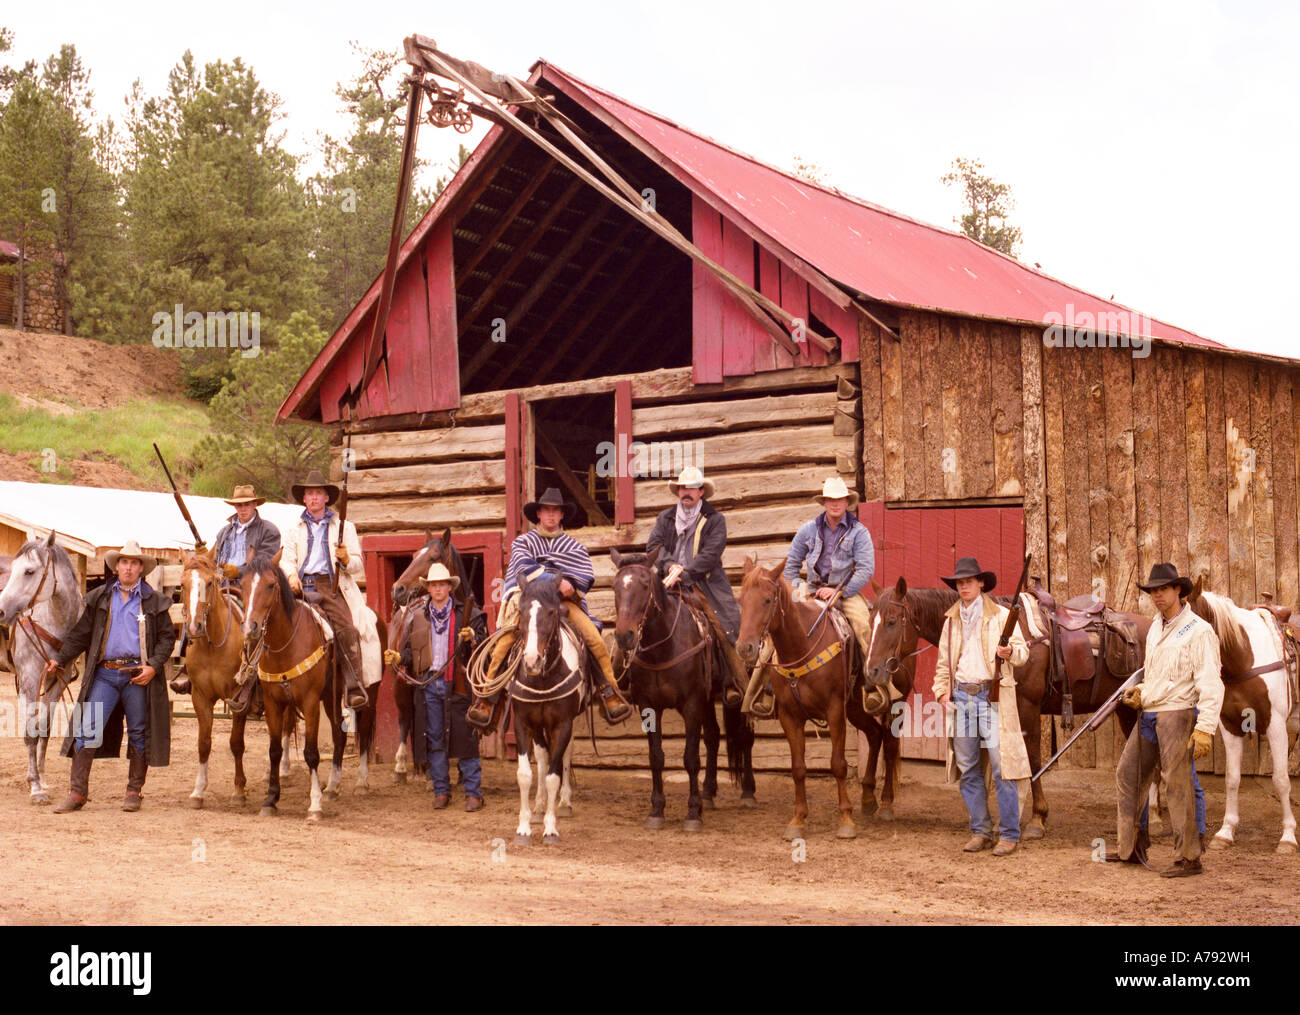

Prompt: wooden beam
xmin=533 ymin=417 xmax=612 ymax=526
xmin=444 ymin=131 xmax=522 ymax=222
xmin=502 ymin=200 xmax=609 ymax=335
xmin=457 ymin=159 xmax=556 ymax=284
xmin=572 ymin=272 xmax=671 ymax=377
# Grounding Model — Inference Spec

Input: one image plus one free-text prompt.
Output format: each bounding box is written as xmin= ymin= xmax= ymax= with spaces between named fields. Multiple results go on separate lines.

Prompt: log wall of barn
xmin=860 ymin=308 xmax=1300 ymax=777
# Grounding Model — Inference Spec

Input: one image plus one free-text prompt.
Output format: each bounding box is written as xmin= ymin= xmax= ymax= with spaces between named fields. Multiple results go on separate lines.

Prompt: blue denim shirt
xmin=103 ymin=580 xmax=147 ymax=660
xmin=784 ymin=512 xmax=875 ymax=598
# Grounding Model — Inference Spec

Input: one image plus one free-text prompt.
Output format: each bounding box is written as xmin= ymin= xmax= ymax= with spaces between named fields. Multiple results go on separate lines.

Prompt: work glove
xmin=221 ymin=563 xmax=240 ymax=580
xmin=791 ymin=583 xmax=808 ymax=604
xmin=288 ymin=574 xmax=302 ymax=595
xmin=335 ymin=543 xmax=350 ymax=567
xmin=1189 ymin=729 xmax=1213 ymax=760
xmin=458 ymin=627 xmax=476 ymax=644
xmin=664 ymin=564 xmax=684 ymax=589
xmin=1120 ymin=686 xmax=1143 ymax=711
xmin=383 ymin=649 xmax=402 ymax=668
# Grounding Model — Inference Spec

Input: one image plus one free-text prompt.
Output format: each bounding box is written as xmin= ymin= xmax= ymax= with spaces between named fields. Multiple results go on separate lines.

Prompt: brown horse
xmin=865 ymin=576 xmax=1150 ymax=839
xmin=241 ymin=551 xmax=344 ymax=821
xmin=179 ymin=549 xmax=248 ymax=808
xmin=610 ymin=548 xmax=756 ymax=831
xmin=736 ymin=560 xmax=871 ymax=840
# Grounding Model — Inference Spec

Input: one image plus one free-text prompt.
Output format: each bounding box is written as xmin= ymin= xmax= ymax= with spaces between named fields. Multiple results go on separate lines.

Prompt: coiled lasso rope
xmin=466 ymin=625 xmax=521 ymax=698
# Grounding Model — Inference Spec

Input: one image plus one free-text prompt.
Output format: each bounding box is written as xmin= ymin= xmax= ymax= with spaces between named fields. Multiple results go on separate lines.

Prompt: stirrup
xmin=598 ymin=683 xmax=631 ymax=722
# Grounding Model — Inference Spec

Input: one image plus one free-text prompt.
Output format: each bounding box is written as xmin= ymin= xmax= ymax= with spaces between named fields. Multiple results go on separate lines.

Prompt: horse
xmin=390 ymin=528 xmax=473 ymax=784
xmin=241 ymin=551 xmax=345 ymax=821
xmin=735 ymin=559 xmax=875 ymax=840
xmin=1187 ymin=584 xmax=1297 ymax=854
xmin=0 ymin=533 xmax=82 ymax=804
xmin=178 ymin=549 xmax=249 ymax=808
xmin=864 ymin=576 xmax=1150 ymax=839
xmin=610 ymin=548 xmax=756 ymax=831
xmin=509 ymin=572 xmax=586 ymax=845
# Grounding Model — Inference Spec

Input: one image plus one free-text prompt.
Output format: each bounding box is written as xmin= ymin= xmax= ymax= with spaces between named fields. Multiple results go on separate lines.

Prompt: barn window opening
xmin=529 ymin=392 xmax=617 ymax=529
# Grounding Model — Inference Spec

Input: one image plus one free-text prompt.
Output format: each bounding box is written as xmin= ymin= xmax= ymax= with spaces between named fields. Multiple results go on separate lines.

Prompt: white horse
xmin=0 ymin=533 xmax=83 ymax=804
xmin=1190 ymin=588 xmax=1297 ymax=854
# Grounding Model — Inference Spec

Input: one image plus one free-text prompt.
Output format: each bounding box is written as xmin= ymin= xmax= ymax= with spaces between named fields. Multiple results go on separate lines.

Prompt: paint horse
xmin=390 ymin=528 xmax=474 ymax=783
xmin=0 ymin=533 xmax=82 ymax=804
xmin=1188 ymin=584 xmax=1297 ymax=853
xmin=736 ymin=559 xmax=877 ymax=840
xmin=510 ymin=572 xmax=586 ymax=845
xmin=610 ymin=548 xmax=756 ymax=832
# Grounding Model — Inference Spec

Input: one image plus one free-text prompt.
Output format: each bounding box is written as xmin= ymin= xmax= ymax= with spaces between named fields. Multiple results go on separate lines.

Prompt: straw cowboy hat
xmin=668 ymin=466 xmax=715 ymax=500
xmin=223 ymin=484 xmax=266 ymax=507
xmin=814 ymin=476 xmax=859 ymax=511
xmin=291 ymin=468 xmax=340 ymax=506
xmin=1136 ymin=562 xmax=1193 ymax=598
xmin=524 ymin=487 xmax=577 ymax=525
xmin=423 ymin=562 xmax=460 ymax=590
xmin=942 ymin=557 xmax=997 ymax=593
xmin=105 ymin=539 xmax=158 ymax=575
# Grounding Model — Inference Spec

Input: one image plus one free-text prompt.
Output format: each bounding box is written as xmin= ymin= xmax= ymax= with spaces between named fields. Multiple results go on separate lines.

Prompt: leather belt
xmin=101 ymin=658 xmax=141 ymax=671
xmin=301 ymin=573 xmax=331 ymax=584
xmin=956 ymin=681 xmax=990 ymax=695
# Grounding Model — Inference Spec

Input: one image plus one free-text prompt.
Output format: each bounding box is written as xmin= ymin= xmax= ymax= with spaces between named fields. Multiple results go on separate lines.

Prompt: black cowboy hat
xmin=524 ymin=487 xmax=577 ymax=526
xmin=1136 ymin=562 xmax=1193 ymax=598
xmin=291 ymin=468 xmax=340 ymax=506
xmin=942 ymin=557 xmax=997 ymax=593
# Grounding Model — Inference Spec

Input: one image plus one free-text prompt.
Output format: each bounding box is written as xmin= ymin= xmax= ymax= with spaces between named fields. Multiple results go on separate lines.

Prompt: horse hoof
xmin=543 ymin=833 xmax=560 ymax=846
xmin=306 ymin=811 xmax=322 ymax=823
xmin=702 ymin=797 xmax=716 ymax=811
xmin=231 ymin=794 xmax=246 ymax=807
xmin=557 ymin=804 xmax=573 ymax=818
xmin=514 ymin=833 xmax=532 ymax=846
xmin=860 ymin=797 xmax=878 ymax=818
xmin=31 ymin=794 xmax=50 ymax=806
xmin=739 ymin=794 xmax=757 ymax=809
xmin=324 ymin=789 xmax=340 ymax=802
xmin=645 ymin=816 xmax=665 ymax=831
xmin=877 ymin=808 xmax=894 ymax=822
xmin=836 ymin=823 xmax=858 ymax=839
xmin=683 ymin=819 xmax=703 ymax=833
xmin=1276 ymin=841 xmax=1297 ymax=855
xmin=1022 ymin=823 xmax=1045 ymax=841
xmin=260 ymin=806 xmax=277 ymax=817
xmin=393 ymin=772 xmax=407 ymax=785
xmin=188 ymin=796 xmax=204 ymax=810
xmin=354 ymin=784 xmax=369 ymax=796
xmin=1208 ymin=835 xmax=1232 ymax=851
xmin=783 ymin=824 xmax=805 ymax=841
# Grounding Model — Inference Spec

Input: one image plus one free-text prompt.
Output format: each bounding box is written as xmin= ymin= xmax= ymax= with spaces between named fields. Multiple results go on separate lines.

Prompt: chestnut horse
xmin=241 ymin=551 xmax=344 ymax=821
xmin=610 ymin=548 xmax=756 ymax=831
xmin=736 ymin=560 xmax=875 ymax=840
xmin=865 ymin=576 xmax=1150 ymax=839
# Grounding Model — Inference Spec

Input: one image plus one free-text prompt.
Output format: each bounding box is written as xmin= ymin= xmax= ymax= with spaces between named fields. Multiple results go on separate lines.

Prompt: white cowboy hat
xmin=423 ymin=562 xmax=461 ymax=589
xmin=814 ymin=476 xmax=859 ymax=511
xmin=105 ymin=539 xmax=158 ymax=574
xmin=668 ymin=466 xmax=715 ymax=500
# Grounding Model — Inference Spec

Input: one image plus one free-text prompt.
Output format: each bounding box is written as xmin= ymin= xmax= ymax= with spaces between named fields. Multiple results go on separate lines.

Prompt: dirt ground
xmin=0 ymin=326 xmax=182 ymax=410
xmin=1 ymin=687 xmax=1297 ymax=925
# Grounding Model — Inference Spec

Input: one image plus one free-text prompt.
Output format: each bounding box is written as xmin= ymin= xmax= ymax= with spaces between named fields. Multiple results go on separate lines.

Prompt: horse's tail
xmin=723 ymin=699 xmax=752 ymax=787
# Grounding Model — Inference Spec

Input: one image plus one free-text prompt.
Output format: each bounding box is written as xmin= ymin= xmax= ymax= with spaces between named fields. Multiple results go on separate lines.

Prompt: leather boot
xmin=339 ymin=637 xmax=369 ymax=708
xmin=467 ymin=691 xmax=503 ymax=731
xmin=123 ymin=746 xmax=148 ymax=811
xmin=169 ymin=673 xmax=191 ymax=695
xmin=54 ymin=748 xmax=94 ymax=813
xmin=561 ymin=604 xmax=631 ymax=723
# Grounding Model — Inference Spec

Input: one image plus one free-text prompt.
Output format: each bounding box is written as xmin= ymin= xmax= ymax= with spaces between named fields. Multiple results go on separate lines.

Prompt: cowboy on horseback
xmin=783 ymin=478 xmax=879 ymax=704
xmin=467 ymin=487 xmax=631 ymax=729
xmin=279 ymin=469 xmax=369 ymax=709
xmin=170 ymin=484 xmax=280 ymax=696
xmin=46 ymin=540 xmax=175 ymax=813
xmin=645 ymin=467 xmax=748 ymax=707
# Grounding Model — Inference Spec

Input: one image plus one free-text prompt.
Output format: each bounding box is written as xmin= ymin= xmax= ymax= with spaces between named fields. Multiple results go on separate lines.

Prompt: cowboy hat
xmin=524 ymin=487 xmax=577 ymax=525
xmin=105 ymin=539 xmax=158 ymax=575
xmin=668 ymin=466 xmax=714 ymax=500
xmin=942 ymin=557 xmax=997 ymax=593
xmin=814 ymin=476 xmax=859 ymax=511
xmin=423 ymin=562 xmax=460 ymax=590
xmin=223 ymin=484 xmax=266 ymax=507
xmin=1136 ymin=562 xmax=1193 ymax=598
xmin=291 ymin=469 xmax=340 ymax=506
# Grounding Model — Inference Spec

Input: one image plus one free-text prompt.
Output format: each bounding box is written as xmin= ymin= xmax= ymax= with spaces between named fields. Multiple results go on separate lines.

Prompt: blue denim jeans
xmin=424 ymin=679 xmax=481 ymax=798
xmin=1138 ymin=710 xmax=1206 ymax=835
xmin=76 ymin=665 xmax=147 ymax=752
xmin=952 ymin=686 xmax=1019 ymax=842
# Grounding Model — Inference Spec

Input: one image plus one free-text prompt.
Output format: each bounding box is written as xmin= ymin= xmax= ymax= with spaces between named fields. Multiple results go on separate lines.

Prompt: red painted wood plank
xmin=720 ymin=218 xmax=759 ymax=377
xmin=756 ymin=247 xmax=786 ymax=371
xmin=425 ymin=215 xmax=460 ymax=412
xmin=902 ymin=509 xmax=924 ymax=584
xmin=779 ymin=262 xmax=812 ymax=366
xmin=505 ymin=394 xmax=523 ymax=544
xmin=614 ymin=380 xmax=634 ymax=524
xmin=691 ymin=195 xmax=724 ymax=384
xmin=383 ymin=258 xmax=424 ymax=415
xmin=810 ymin=288 xmax=858 ymax=362
xmin=934 ymin=508 xmax=957 ymax=586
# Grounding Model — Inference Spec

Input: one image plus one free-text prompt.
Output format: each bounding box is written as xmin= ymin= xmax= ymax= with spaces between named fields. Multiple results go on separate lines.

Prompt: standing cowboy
xmin=394 ymin=563 xmax=488 ymax=811
xmin=784 ymin=478 xmax=880 ymax=704
xmin=278 ymin=469 xmax=368 ymax=708
xmin=467 ymin=488 xmax=631 ymax=729
xmin=46 ymin=540 xmax=175 ymax=813
xmin=645 ymin=466 xmax=748 ymax=706
xmin=1112 ymin=563 xmax=1222 ymax=877
xmin=170 ymin=484 xmax=280 ymax=696
xmin=933 ymin=557 xmax=1031 ymax=856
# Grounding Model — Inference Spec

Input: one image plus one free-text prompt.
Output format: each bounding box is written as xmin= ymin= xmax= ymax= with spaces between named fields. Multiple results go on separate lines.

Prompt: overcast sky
xmin=6 ymin=0 xmax=1297 ymax=358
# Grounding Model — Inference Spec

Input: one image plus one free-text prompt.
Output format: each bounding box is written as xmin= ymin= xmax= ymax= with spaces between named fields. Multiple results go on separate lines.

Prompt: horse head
xmin=517 ymin=571 xmax=562 ymax=677
xmin=864 ymin=575 xmax=920 ymax=690
xmin=0 ymin=531 xmax=61 ymax=626
xmin=735 ymin=557 xmax=788 ymax=667
xmin=392 ymin=528 xmax=456 ymax=607
xmin=610 ymin=546 xmax=663 ymax=653
xmin=241 ymin=549 xmax=291 ymax=642
xmin=182 ymin=548 xmax=219 ymax=639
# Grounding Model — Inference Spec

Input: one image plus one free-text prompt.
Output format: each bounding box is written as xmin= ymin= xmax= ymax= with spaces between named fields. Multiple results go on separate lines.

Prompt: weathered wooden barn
xmin=280 ymin=60 xmax=1299 ymax=777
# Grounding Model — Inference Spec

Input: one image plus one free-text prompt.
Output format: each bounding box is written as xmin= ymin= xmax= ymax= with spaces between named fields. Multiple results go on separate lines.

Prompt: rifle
xmin=806 ymin=570 xmax=853 ymax=642
xmin=332 ymin=430 xmax=352 ymax=594
xmin=1033 ymin=667 xmax=1143 ymax=781
xmin=153 ymin=443 xmax=204 ymax=550
xmin=992 ymin=553 xmax=1033 ymax=700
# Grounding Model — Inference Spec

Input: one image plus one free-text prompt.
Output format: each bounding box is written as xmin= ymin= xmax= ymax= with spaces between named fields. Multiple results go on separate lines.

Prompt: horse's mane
xmin=906 ymin=586 xmax=959 ymax=637
xmin=247 ymin=553 xmax=295 ymax=619
xmin=1190 ymin=590 xmax=1255 ymax=679
xmin=612 ymin=552 xmax=667 ymax=608
xmin=17 ymin=537 xmax=78 ymax=597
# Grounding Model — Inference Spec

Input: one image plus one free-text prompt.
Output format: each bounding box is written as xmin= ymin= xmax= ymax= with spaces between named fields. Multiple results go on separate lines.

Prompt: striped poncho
xmin=501 ymin=527 xmax=595 ymax=603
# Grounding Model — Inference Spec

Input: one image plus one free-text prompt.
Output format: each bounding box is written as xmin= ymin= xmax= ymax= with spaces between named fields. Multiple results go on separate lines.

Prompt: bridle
xmin=874 ymin=595 xmax=934 ymax=677
xmin=185 ymin=564 xmax=235 ymax=649
xmin=614 ymin=565 xmax=706 ymax=675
